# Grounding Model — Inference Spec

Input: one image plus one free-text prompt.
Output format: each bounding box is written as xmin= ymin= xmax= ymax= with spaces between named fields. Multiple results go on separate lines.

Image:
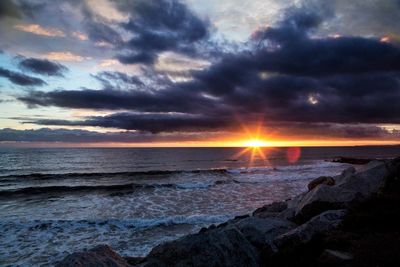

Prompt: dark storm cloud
xmin=18 ymin=86 xmax=216 ymax=113
xmin=14 ymin=2 xmax=400 ymax=137
xmin=0 ymin=67 xmax=46 ymax=86
xmin=26 ymin=112 xmax=231 ymax=133
xmin=18 ymin=57 xmax=68 ymax=76
xmin=0 ymin=0 xmax=20 ymax=19
xmin=84 ymin=20 xmax=123 ymax=46
xmin=93 ymin=71 xmax=143 ymax=89
xmin=250 ymin=4 xmax=400 ymax=77
xmin=113 ymin=0 xmax=210 ymax=64
xmin=0 ymin=127 xmax=158 ymax=143
xmin=0 ymin=127 xmax=216 ymax=143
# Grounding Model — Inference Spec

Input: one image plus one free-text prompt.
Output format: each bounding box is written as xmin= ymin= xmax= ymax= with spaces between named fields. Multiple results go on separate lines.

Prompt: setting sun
xmin=244 ymin=139 xmax=269 ymax=148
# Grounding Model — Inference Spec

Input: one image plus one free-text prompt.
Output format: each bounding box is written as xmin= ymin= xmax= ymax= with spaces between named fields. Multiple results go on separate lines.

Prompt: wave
xmin=0 ymin=168 xmax=228 ymax=181
xmin=0 ymin=179 xmax=234 ymax=197
xmin=227 ymin=161 xmax=342 ymax=174
xmin=1 ymin=214 xmax=233 ymax=230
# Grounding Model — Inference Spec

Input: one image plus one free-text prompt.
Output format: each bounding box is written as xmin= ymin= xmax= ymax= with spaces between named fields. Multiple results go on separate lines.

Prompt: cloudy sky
xmin=0 ymin=0 xmax=400 ymax=146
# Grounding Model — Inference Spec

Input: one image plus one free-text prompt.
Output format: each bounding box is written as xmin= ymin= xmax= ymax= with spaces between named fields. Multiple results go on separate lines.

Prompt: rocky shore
xmin=56 ymin=157 xmax=400 ymax=267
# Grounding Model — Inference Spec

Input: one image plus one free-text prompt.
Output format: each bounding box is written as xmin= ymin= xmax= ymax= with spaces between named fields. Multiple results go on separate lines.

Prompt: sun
xmin=244 ymin=139 xmax=268 ymax=148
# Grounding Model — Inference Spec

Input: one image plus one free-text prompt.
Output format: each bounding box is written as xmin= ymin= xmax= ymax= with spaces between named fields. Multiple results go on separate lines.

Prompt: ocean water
xmin=0 ymin=146 xmax=398 ymax=266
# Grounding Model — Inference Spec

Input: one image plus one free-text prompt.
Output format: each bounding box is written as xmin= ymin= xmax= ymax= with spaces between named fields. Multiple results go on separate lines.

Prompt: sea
xmin=0 ymin=146 xmax=399 ymax=266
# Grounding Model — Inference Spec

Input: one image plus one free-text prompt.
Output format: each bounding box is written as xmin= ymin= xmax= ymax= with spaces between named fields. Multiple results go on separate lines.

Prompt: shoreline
xmin=56 ymin=157 xmax=400 ymax=266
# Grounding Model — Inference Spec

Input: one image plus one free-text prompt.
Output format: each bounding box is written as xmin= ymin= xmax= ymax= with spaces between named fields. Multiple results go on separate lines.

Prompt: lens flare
xmin=286 ymin=147 xmax=301 ymax=163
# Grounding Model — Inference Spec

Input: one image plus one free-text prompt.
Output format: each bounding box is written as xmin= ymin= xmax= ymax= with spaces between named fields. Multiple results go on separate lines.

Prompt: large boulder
xmin=333 ymin=166 xmax=356 ymax=184
xmin=234 ymin=217 xmax=296 ymax=249
xmin=274 ymin=209 xmax=346 ymax=250
xmin=140 ymin=224 xmax=260 ymax=267
xmin=307 ymin=176 xmax=335 ymax=191
xmin=56 ymin=245 xmax=131 ymax=267
xmin=275 ymin=192 xmax=307 ymax=221
xmin=295 ymin=161 xmax=395 ymax=222
xmin=252 ymin=201 xmax=288 ymax=218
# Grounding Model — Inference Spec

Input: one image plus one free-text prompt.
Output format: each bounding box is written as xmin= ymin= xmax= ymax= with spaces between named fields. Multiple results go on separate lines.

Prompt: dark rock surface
xmin=234 ymin=217 xmax=296 ymax=249
xmin=318 ymin=249 xmax=353 ymax=265
xmin=294 ymin=160 xmax=395 ymax=222
xmin=307 ymin=176 xmax=335 ymax=191
xmin=274 ymin=209 xmax=346 ymax=250
xmin=56 ymin=245 xmax=131 ymax=267
xmin=331 ymin=157 xmax=376 ymax=165
xmin=252 ymin=201 xmax=287 ymax=218
xmin=140 ymin=225 xmax=260 ymax=267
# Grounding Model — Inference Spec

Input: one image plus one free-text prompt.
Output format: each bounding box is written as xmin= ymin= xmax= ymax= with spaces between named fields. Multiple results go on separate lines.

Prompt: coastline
xmin=57 ymin=157 xmax=400 ymax=267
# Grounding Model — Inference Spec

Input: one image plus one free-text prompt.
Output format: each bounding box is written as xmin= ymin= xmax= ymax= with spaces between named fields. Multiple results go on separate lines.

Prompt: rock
xmin=125 ymin=256 xmax=145 ymax=265
xmin=318 ymin=249 xmax=353 ymax=264
xmin=307 ymin=176 xmax=335 ymax=191
xmin=279 ymin=210 xmax=345 ymax=246
xmin=276 ymin=208 xmax=296 ymax=220
xmin=276 ymin=192 xmax=307 ymax=221
xmin=252 ymin=201 xmax=287 ymax=218
xmin=234 ymin=217 xmax=296 ymax=249
xmin=287 ymin=192 xmax=307 ymax=209
xmin=141 ymin=225 xmax=260 ymax=267
xmin=295 ymin=161 xmax=392 ymax=222
xmin=56 ymin=245 xmax=130 ymax=267
xmin=334 ymin=166 xmax=356 ymax=184
xmin=274 ymin=210 xmax=346 ymax=250
xmin=341 ymin=166 xmax=356 ymax=177
xmin=331 ymin=157 xmax=374 ymax=164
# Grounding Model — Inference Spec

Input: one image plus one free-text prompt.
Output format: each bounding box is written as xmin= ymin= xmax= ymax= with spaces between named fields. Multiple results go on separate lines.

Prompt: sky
xmin=0 ymin=0 xmax=400 ymax=147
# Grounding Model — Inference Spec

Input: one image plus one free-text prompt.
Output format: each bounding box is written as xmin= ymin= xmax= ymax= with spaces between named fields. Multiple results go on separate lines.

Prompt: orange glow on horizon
xmin=0 ymin=139 xmax=398 ymax=148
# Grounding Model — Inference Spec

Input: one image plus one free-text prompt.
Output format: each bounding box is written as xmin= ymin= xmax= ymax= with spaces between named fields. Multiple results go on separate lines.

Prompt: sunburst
xmin=231 ymin=118 xmax=276 ymax=167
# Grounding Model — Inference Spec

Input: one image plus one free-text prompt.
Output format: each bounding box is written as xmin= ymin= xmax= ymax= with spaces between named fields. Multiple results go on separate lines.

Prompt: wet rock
xmin=253 ymin=201 xmax=287 ymax=218
xmin=295 ymin=161 xmax=391 ymax=222
xmin=308 ymin=176 xmax=335 ymax=191
xmin=56 ymin=245 xmax=130 ymax=267
xmin=331 ymin=157 xmax=374 ymax=165
xmin=274 ymin=210 xmax=346 ymax=250
xmin=276 ymin=192 xmax=307 ymax=221
xmin=333 ymin=166 xmax=356 ymax=184
xmin=234 ymin=217 xmax=296 ymax=249
xmin=276 ymin=207 xmax=296 ymax=221
xmin=141 ymin=225 xmax=260 ymax=267
xmin=318 ymin=249 xmax=353 ymax=264
xmin=125 ymin=256 xmax=145 ymax=265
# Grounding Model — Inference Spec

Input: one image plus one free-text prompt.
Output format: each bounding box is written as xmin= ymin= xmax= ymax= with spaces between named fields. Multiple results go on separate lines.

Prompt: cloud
xmin=14 ymin=24 xmax=65 ymax=37
xmin=18 ymin=85 xmax=214 ymax=113
xmin=99 ymin=59 xmax=119 ymax=67
xmin=0 ymin=0 xmax=20 ymax=19
xmin=71 ymin=31 xmax=88 ymax=41
xmin=93 ymin=71 xmax=143 ymax=89
xmin=113 ymin=0 xmax=210 ymax=64
xmin=0 ymin=127 xmax=212 ymax=143
xmin=0 ymin=67 xmax=46 ymax=86
xmin=0 ymin=128 xmax=149 ymax=143
xmin=43 ymin=52 xmax=90 ymax=62
xmin=17 ymin=5 xmax=400 ymax=129
xmin=84 ymin=20 xmax=123 ymax=46
xmin=9 ymin=1 xmax=400 ymax=139
xmin=18 ymin=57 xmax=68 ymax=76
xmin=25 ymin=112 xmax=231 ymax=133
